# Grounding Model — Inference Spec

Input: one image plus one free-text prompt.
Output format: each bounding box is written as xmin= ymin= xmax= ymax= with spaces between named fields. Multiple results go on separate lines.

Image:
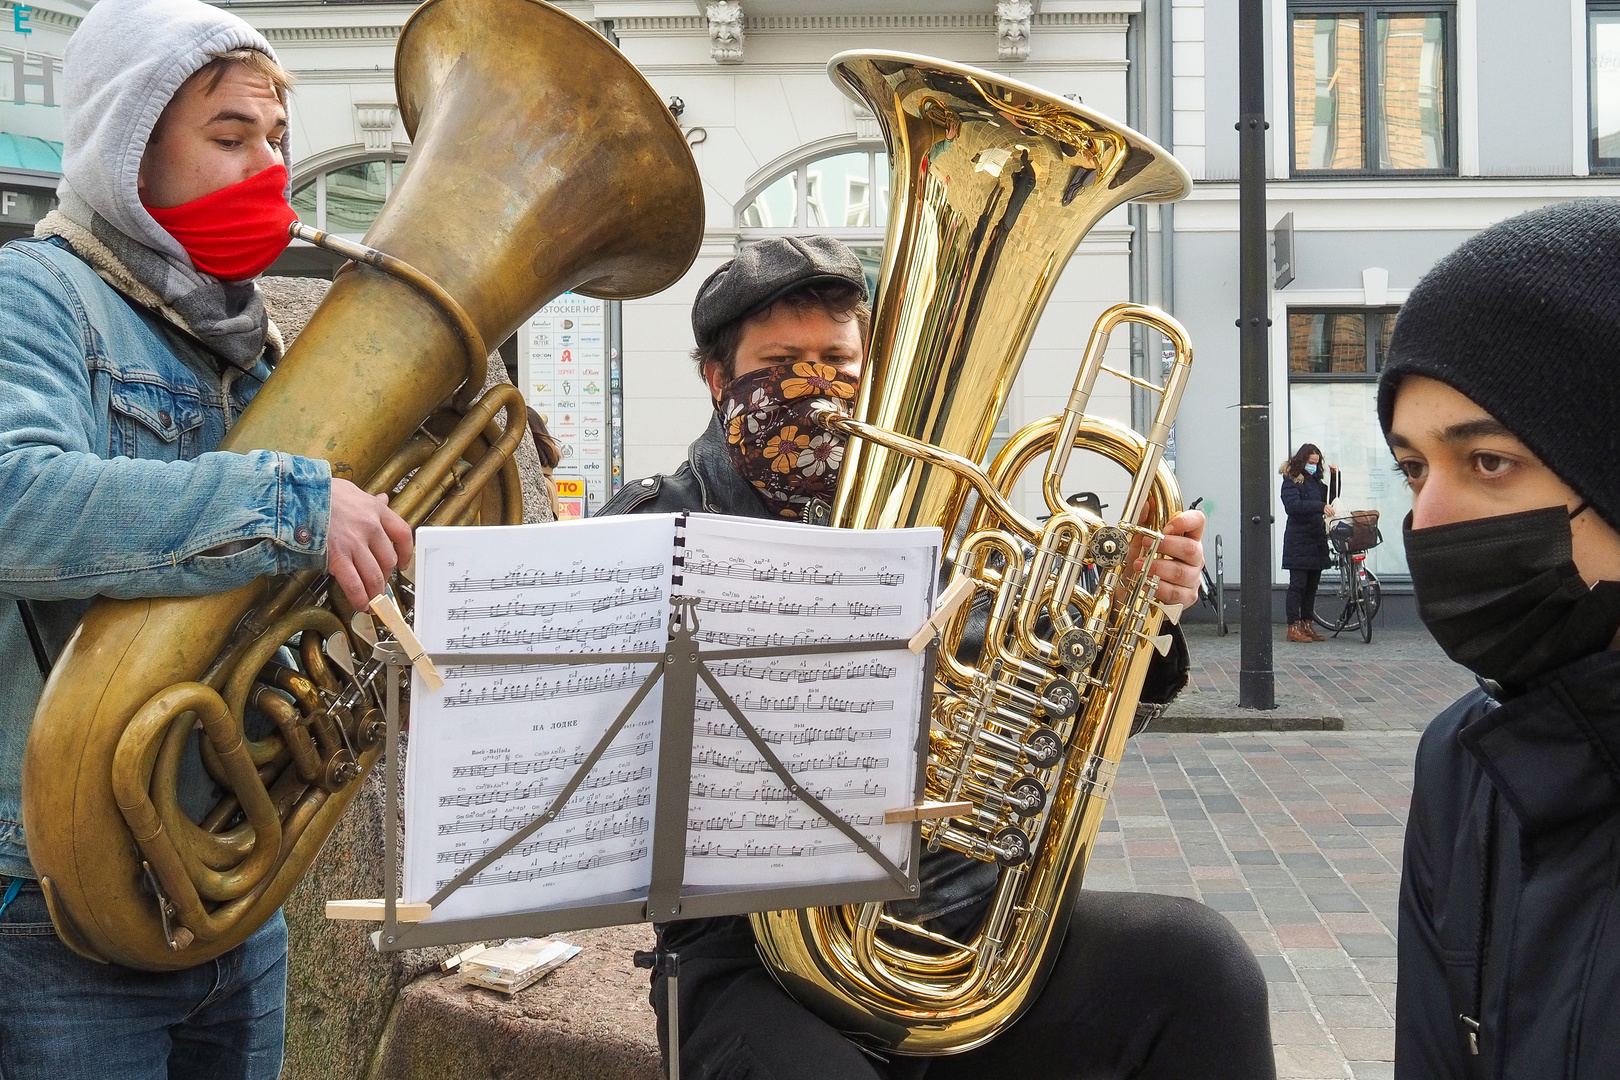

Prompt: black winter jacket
xmin=1279 ymin=469 xmax=1331 ymax=571
xmin=1397 ymin=650 xmax=1620 ymax=1079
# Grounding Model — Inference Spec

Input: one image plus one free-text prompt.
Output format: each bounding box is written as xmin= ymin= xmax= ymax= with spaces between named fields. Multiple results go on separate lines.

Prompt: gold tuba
xmin=22 ymin=0 xmax=703 ymax=971
xmin=749 ymin=53 xmax=1194 ymax=1054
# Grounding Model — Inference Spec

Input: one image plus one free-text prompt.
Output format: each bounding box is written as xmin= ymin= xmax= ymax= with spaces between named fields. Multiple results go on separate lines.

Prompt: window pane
xmin=1593 ymin=12 xmax=1620 ymax=166
xmin=391 ymin=160 xmax=405 ymax=189
xmin=1377 ymin=14 xmax=1448 ymax=169
xmin=1371 ymin=310 xmax=1397 ymax=371
xmin=740 ymin=172 xmax=798 ymax=228
xmin=806 ymin=152 xmax=872 ymax=227
xmin=1290 ymin=381 xmax=1410 ymax=575
xmin=874 ymin=150 xmax=890 ymax=222
xmin=290 ymin=180 xmax=316 ymax=226
xmin=1293 ymin=14 xmax=1365 ymax=170
xmin=325 ymin=160 xmax=389 ymax=233
xmin=1288 ymin=312 xmax=1369 ymax=374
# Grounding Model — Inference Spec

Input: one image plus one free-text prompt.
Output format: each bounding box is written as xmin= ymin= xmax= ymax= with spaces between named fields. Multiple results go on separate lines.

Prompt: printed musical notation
xmin=406 ymin=515 xmax=673 ymax=923
xmin=682 ymin=557 xmax=904 ymax=587
xmin=692 ymin=597 xmax=900 ymax=619
xmin=678 ymin=514 xmax=934 ymax=887
xmin=693 ymin=692 xmax=894 ymax=715
xmin=447 ymin=564 xmax=664 ymax=593
xmin=706 ymin=659 xmax=896 ymax=682
xmin=692 ymin=720 xmax=891 ymax=745
xmin=404 ymin=512 xmax=940 ymax=924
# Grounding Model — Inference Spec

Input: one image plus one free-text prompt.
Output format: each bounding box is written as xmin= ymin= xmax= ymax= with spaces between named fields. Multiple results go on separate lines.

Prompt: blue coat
xmin=1279 ymin=468 xmax=1331 ymax=571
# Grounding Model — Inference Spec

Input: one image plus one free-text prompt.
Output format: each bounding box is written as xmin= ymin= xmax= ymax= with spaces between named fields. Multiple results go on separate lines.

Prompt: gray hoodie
xmin=58 ymin=0 xmax=280 ymax=266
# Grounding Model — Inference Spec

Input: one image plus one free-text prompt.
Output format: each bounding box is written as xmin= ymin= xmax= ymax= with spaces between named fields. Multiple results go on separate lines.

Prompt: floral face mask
xmin=719 ymin=361 xmax=859 ymax=520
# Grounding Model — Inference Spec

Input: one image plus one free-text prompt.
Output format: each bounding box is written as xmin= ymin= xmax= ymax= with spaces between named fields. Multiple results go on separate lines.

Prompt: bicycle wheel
xmin=1357 ymin=568 xmax=1381 ymax=643
xmin=1313 ymin=555 xmax=1359 ymax=634
xmin=1214 ymin=535 xmax=1228 ymax=636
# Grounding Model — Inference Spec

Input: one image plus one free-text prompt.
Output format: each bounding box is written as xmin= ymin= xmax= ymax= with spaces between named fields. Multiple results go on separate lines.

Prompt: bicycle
xmin=1187 ymin=498 xmax=1227 ymax=636
xmin=1313 ymin=512 xmax=1383 ymax=643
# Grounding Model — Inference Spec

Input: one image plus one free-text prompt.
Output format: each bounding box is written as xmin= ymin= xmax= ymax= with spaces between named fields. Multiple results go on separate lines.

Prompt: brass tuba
xmin=22 ymin=0 xmax=703 ymax=971
xmin=750 ymin=53 xmax=1193 ymax=1054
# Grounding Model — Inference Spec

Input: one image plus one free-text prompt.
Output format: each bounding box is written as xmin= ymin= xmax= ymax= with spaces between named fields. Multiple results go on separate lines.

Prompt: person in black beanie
xmin=1380 ymin=198 xmax=1620 ymax=1078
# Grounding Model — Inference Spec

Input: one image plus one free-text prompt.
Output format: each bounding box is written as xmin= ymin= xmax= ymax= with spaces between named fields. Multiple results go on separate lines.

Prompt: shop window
xmin=1287 ymin=307 xmax=1408 ymax=575
xmin=1290 ymin=4 xmax=1455 ymax=175
xmin=1591 ymin=4 xmax=1620 ymax=169
xmin=289 ymin=156 xmax=407 ymax=235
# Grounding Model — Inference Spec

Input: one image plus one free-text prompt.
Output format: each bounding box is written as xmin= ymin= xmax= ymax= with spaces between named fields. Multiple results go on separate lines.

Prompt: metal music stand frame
xmin=368 ymin=596 xmax=933 ymax=956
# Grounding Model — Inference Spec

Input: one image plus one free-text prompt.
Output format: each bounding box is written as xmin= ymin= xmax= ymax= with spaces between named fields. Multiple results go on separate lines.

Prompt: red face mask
xmin=144 ymin=164 xmax=297 ymax=281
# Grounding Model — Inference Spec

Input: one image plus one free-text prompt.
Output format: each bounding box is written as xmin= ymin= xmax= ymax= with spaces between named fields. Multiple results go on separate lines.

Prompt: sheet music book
xmin=402 ymin=513 xmax=940 ymax=926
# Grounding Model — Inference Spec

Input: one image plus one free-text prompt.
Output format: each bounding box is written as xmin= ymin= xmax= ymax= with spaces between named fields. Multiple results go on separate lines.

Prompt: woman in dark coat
xmin=1279 ymin=443 xmax=1334 ymax=642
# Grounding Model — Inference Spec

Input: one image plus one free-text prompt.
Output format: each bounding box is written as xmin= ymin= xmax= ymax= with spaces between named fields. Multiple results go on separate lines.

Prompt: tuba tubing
xmin=23 ymin=0 xmax=703 ymax=970
xmin=749 ymin=52 xmax=1194 ymax=1055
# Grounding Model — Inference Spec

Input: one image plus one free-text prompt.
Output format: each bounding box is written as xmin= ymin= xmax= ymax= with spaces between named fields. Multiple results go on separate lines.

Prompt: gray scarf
xmin=37 ymin=192 xmax=278 ymax=372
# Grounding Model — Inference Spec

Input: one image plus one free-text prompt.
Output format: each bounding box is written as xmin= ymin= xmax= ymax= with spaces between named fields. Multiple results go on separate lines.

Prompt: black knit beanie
xmin=1377 ymin=198 xmax=1620 ymax=529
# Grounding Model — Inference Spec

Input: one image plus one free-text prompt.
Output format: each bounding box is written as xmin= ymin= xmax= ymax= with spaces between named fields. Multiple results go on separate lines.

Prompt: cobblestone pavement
xmin=1180 ymin=623 xmax=1476 ymax=730
xmin=1089 ymin=730 xmax=1420 ymax=1080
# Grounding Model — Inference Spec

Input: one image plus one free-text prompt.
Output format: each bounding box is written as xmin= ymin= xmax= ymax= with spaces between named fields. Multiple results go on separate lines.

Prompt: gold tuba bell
xmin=749 ymin=53 xmax=1194 ymax=1054
xmin=22 ymin=0 xmax=703 ymax=971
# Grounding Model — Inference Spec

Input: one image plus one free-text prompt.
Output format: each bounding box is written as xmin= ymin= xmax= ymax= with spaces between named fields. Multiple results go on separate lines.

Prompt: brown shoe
xmin=1306 ymin=622 xmax=1326 ymax=641
xmin=1286 ymin=620 xmax=1312 ymax=642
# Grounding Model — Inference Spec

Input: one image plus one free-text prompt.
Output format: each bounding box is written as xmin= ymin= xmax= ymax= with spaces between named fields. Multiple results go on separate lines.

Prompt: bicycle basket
xmin=1330 ymin=509 xmax=1382 ymax=553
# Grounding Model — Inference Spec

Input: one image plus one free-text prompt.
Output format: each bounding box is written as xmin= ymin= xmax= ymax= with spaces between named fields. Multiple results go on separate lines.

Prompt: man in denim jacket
xmin=0 ymin=1 xmax=410 ymax=1076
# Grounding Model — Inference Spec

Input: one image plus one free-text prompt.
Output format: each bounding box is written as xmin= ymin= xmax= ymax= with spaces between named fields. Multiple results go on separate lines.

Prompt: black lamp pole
xmin=1237 ymin=0 xmax=1275 ymax=709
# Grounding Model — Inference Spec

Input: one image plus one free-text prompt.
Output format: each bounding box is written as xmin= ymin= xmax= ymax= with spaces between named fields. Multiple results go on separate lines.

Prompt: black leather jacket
xmin=602 ymin=411 xmax=1189 ymax=956
xmin=1397 ymin=651 xmax=1620 ymax=1079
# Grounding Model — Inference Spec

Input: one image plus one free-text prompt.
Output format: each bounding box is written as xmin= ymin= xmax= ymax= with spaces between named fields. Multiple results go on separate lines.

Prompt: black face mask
xmin=1404 ymin=505 xmax=1620 ymax=689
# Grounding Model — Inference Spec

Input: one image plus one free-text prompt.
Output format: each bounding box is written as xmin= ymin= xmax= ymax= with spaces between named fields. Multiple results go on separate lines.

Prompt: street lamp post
xmin=1238 ymin=0 xmax=1275 ymax=709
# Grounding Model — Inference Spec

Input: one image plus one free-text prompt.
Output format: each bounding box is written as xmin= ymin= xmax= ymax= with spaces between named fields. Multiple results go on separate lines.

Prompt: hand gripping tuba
xmin=21 ymin=0 xmax=703 ymax=971
xmin=749 ymin=53 xmax=1194 ymax=1054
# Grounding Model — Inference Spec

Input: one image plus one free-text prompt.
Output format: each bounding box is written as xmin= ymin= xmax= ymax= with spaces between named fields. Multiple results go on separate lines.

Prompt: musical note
xmin=692 ymin=692 xmax=894 ymax=715
xmin=449 ymin=739 xmax=652 ymax=776
xmin=446 ymin=613 xmax=662 ymax=649
xmin=448 ymin=586 xmax=662 ymax=620
xmin=447 ymin=564 xmax=664 ymax=592
xmin=438 ymin=816 xmax=650 ymax=863
xmin=437 ymin=790 xmax=652 ymax=835
xmin=437 ymin=765 xmax=654 ymax=807
xmin=691 ymin=597 xmax=900 ymax=619
xmin=440 ymin=847 xmax=648 ymax=890
xmin=442 ymin=668 xmax=647 ymax=708
xmin=707 ymin=660 xmax=897 ymax=682
xmin=690 ymin=747 xmax=890 ymax=774
xmin=687 ymin=812 xmax=885 ymax=831
xmin=683 ymin=557 xmax=904 ymax=587
xmin=689 ymin=780 xmax=887 ymax=802
xmin=692 ymin=720 xmax=891 ymax=745
xmin=692 ymin=629 xmax=891 ymax=648
xmin=686 ymin=840 xmax=863 ymax=859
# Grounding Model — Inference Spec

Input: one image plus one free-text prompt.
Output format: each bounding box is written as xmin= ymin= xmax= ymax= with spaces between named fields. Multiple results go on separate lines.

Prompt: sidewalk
xmin=1164 ymin=622 xmax=1476 ymax=731
xmin=1092 ymin=730 xmax=1419 ymax=1080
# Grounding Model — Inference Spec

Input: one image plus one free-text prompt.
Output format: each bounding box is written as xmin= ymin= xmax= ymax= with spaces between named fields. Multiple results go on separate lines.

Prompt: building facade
xmin=1154 ymin=0 xmax=1620 ymax=590
xmin=7 ymin=1 xmax=1619 ymax=583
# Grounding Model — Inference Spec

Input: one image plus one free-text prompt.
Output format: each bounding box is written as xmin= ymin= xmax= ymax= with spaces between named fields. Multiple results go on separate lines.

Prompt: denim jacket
xmin=0 ymin=236 xmax=331 ymax=879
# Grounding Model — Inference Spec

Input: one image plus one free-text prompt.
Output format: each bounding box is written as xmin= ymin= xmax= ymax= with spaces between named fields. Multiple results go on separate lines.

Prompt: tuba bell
xmin=749 ymin=52 xmax=1194 ymax=1054
xmin=22 ymin=0 xmax=703 ymax=971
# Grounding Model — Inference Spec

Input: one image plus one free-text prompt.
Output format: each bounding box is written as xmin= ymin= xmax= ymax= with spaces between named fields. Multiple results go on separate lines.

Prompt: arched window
xmin=290 ymin=155 xmax=407 ymax=235
xmin=738 ymin=148 xmax=889 ymax=295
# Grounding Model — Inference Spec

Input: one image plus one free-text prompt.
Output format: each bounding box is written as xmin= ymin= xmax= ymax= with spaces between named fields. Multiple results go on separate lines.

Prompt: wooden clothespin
xmin=908 ymin=577 xmax=977 ymax=655
xmin=324 ymin=898 xmax=432 ymax=923
xmin=885 ymin=801 xmax=974 ymax=824
xmin=368 ymin=589 xmax=444 ymax=691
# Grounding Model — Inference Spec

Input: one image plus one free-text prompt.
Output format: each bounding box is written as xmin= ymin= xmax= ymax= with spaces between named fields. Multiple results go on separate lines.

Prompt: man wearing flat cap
xmin=602 ymin=236 xmax=1277 ymax=1080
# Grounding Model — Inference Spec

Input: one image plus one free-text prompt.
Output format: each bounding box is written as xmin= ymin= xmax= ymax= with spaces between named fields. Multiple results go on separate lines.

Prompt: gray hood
xmin=58 ymin=0 xmax=280 ymax=265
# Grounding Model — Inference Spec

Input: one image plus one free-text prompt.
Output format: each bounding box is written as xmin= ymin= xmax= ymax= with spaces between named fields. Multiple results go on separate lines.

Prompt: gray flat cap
xmin=691 ymin=236 xmax=869 ymax=347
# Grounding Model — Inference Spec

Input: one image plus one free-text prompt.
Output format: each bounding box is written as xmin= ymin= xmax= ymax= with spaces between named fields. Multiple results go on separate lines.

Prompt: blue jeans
xmin=0 ymin=877 xmax=286 ymax=1080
